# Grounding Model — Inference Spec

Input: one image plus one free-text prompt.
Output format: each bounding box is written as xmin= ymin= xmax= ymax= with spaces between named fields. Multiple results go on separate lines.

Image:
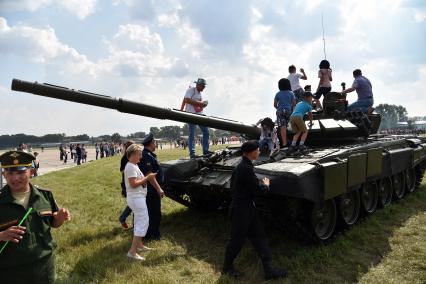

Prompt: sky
xmin=1 ymin=0 xmax=425 ymax=136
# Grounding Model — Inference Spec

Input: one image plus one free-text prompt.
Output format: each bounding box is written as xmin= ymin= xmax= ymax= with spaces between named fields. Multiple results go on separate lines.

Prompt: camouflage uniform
xmin=0 ymin=184 xmax=58 ymax=284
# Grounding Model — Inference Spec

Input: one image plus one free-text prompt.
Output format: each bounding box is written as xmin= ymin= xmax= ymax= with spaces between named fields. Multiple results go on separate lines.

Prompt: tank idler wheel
xmin=311 ymin=199 xmax=337 ymax=242
xmin=392 ymin=172 xmax=405 ymax=200
xmin=337 ymin=190 xmax=361 ymax=226
xmin=378 ymin=177 xmax=393 ymax=207
xmin=405 ymin=168 xmax=416 ymax=193
xmin=360 ymin=182 xmax=378 ymax=214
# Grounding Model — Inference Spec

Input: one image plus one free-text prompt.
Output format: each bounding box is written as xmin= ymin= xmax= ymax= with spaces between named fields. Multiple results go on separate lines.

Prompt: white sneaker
xmin=127 ymin=252 xmax=145 ymax=261
xmin=138 ymin=245 xmax=154 ymax=252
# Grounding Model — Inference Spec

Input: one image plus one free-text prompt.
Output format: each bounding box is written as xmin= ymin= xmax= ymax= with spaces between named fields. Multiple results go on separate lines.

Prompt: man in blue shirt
xmin=342 ymin=69 xmax=374 ymax=114
xmin=289 ymin=92 xmax=313 ymax=152
xmin=274 ymin=78 xmax=296 ymax=147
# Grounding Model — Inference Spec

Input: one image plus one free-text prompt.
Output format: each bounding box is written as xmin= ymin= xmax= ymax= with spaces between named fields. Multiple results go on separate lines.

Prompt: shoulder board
xmin=33 ymin=184 xmax=52 ymax=192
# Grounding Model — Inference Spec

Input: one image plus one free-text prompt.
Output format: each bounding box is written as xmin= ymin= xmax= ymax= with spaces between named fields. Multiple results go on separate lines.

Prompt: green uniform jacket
xmin=0 ymin=184 xmax=58 ymax=268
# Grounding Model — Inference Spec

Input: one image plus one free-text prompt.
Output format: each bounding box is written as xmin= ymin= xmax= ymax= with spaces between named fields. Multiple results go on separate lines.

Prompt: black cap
xmin=0 ymin=151 xmax=35 ymax=171
xmin=241 ymin=140 xmax=259 ymax=153
xmin=142 ymin=133 xmax=154 ymax=146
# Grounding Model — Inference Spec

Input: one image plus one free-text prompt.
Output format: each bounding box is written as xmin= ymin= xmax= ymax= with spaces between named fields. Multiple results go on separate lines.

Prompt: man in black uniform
xmin=0 ymin=150 xmax=71 ymax=283
xmin=138 ymin=133 xmax=164 ymax=240
xmin=222 ymin=140 xmax=287 ymax=280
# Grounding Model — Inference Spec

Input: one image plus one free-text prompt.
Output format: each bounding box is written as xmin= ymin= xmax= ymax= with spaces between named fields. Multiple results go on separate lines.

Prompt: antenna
xmin=322 ymin=13 xmax=327 ymax=59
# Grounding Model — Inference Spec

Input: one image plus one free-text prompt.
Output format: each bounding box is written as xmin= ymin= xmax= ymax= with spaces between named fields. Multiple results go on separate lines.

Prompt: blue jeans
xmin=119 ymin=206 xmax=132 ymax=224
xmin=259 ymin=138 xmax=273 ymax=151
xmin=188 ymin=123 xmax=209 ymax=156
xmin=347 ymin=97 xmax=374 ymax=113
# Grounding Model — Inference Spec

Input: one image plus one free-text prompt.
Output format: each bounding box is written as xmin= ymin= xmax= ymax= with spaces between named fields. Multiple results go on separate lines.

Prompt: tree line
xmin=0 ymin=127 xmax=236 ymax=149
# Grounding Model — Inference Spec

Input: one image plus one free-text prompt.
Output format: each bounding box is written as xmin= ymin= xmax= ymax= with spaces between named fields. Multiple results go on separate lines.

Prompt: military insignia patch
xmin=10 ymin=152 xmax=20 ymax=158
xmin=13 ymin=159 xmax=19 ymax=165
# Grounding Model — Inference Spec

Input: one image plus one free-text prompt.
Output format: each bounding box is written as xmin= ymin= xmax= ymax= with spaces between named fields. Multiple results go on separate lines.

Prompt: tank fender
xmin=322 ymin=161 xmax=347 ymax=199
xmin=389 ymin=148 xmax=413 ymax=175
xmin=347 ymin=153 xmax=367 ymax=187
xmin=366 ymin=148 xmax=383 ymax=178
xmin=413 ymin=144 xmax=425 ymax=166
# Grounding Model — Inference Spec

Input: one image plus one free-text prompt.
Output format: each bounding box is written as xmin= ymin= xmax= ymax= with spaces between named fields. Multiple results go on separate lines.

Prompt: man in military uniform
xmin=222 ymin=140 xmax=286 ymax=280
xmin=0 ymin=151 xmax=71 ymax=284
xmin=138 ymin=133 xmax=164 ymax=240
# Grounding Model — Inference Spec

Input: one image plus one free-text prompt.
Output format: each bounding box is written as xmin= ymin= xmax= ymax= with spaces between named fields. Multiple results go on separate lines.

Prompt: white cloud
xmin=0 ymin=0 xmax=97 ymax=19
xmin=0 ymin=17 xmax=95 ymax=74
xmin=414 ymin=9 xmax=426 ymax=22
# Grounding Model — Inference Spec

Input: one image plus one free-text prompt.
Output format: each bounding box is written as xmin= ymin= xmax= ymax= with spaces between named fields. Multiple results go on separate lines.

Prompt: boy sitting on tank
xmin=256 ymin=117 xmax=278 ymax=155
xmin=288 ymin=92 xmax=314 ymax=153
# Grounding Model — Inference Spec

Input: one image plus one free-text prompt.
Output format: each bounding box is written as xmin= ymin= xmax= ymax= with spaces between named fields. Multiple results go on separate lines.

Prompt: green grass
xmin=30 ymin=146 xmax=426 ymax=284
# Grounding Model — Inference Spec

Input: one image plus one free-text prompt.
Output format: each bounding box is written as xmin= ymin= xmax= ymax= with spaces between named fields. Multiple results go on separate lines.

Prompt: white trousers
xmin=127 ymin=196 xmax=149 ymax=237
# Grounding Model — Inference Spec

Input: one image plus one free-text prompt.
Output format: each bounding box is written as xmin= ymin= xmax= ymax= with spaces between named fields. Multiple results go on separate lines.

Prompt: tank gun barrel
xmin=11 ymin=79 xmax=260 ymax=138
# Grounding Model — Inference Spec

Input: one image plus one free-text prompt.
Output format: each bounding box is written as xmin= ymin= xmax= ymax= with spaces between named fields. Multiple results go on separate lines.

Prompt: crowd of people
xmin=58 ymin=142 xmax=124 ymax=165
xmin=379 ymin=128 xmax=426 ymax=135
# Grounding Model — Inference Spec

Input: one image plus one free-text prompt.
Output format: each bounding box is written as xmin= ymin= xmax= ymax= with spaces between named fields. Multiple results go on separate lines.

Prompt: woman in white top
xmin=314 ymin=59 xmax=333 ymax=110
xmin=124 ymin=144 xmax=160 ymax=261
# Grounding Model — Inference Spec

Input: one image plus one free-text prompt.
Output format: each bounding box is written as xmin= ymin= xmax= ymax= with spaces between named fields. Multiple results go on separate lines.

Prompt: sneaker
xmin=287 ymin=145 xmax=297 ymax=154
xmin=126 ymin=252 xmax=145 ymax=261
xmin=222 ymin=266 xmax=243 ymax=279
xmin=137 ymin=245 xmax=154 ymax=251
xmin=298 ymin=145 xmax=308 ymax=152
xmin=120 ymin=222 xmax=129 ymax=230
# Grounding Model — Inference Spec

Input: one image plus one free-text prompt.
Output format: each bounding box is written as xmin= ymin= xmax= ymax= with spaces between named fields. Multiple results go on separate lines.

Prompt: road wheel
xmin=360 ymin=182 xmax=378 ymax=214
xmin=405 ymin=168 xmax=416 ymax=193
xmin=337 ymin=190 xmax=361 ymax=226
xmin=392 ymin=173 xmax=405 ymax=200
xmin=378 ymin=178 xmax=393 ymax=207
xmin=311 ymin=199 xmax=337 ymax=242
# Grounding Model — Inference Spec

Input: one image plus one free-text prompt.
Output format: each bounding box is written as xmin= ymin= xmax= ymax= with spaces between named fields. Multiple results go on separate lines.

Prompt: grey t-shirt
xmin=352 ymin=76 xmax=373 ymax=99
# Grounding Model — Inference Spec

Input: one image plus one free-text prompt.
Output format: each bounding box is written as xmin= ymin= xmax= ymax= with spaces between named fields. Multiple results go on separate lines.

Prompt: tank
xmin=11 ymin=79 xmax=426 ymax=243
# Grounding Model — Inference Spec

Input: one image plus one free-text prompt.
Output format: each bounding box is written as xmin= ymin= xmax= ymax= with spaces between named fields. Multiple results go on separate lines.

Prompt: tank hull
xmin=161 ymin=136 xmax=426 ymax=242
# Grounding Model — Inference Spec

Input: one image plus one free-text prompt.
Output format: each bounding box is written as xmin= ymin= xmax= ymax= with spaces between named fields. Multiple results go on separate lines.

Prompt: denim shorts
xmin=276 ymin=110 xmax=290 ymax=127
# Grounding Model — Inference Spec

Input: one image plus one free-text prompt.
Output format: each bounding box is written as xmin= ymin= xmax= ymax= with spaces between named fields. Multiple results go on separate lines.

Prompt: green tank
xmin=11 ymin=79 xmax=426 ymax=242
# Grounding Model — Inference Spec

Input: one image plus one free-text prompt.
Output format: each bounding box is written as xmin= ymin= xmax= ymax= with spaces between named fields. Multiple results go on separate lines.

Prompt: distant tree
xmin=74 ymin=134 xmax=90 ymax=141
xmin=160 ymin=126 xmax=181 ymax=140
xmin=128 ymin=131 xmax=146 ymax=138
xmin=375 ymin=104 xmax=408 ymax=130
xmin=150 ymin=127 xmax=160 ymax=137
xmin=111 ymin=133 xmax=122 ymax=143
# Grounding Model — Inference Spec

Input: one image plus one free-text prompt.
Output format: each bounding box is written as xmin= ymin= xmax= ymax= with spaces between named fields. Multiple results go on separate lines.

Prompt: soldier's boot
xmin=222 ymin=258 xmax=243 ymax=279
xmin=263 ymin=261 xmax=287 ymax=280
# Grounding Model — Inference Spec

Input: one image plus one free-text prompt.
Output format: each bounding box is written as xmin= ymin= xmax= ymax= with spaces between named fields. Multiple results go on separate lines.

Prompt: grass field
xmin=30 ymin=146 xmax=426 ymax=284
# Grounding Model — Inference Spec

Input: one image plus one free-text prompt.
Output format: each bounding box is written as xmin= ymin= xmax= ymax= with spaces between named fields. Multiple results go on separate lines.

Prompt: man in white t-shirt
xmin=180 ymin=78 xmax=210 ymax=158
xmin=287 ymin=65 xmax=307 ymax=102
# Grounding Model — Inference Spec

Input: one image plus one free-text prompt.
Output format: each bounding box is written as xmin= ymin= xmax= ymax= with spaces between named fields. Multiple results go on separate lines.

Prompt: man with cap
xmin=222 ymin=140 xmax=287 ymax=280
xmin=138 ymin=133 xmax=164 ymax=240
xmin=180 ymin=78 xmax=210 ymax=158
xmin=0 ymin=150 xmax=71 ymax=283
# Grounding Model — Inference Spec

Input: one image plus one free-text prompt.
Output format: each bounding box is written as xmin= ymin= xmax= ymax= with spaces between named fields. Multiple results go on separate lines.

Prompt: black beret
xmin=241 ymin=140 xmax=259 ymax=153
xmin=142 ymin=133 xmax=154 ymax=146
xmin=0 ymin=151 xmax=35 ymax=171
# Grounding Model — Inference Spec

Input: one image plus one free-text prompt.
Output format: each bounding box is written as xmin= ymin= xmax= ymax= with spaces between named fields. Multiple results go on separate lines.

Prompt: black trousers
xmin=145 ymin=187 xmax=161 ymax=239
xmin=0 ymin=254 xmax=55 ymax=284
xmin=224 ymin=202 xmax=272 ymax=265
